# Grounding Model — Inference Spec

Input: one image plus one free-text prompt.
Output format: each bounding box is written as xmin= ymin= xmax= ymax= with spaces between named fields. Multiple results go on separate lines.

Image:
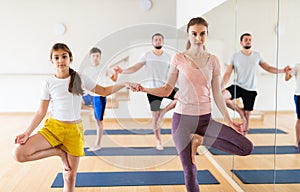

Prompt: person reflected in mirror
xmin=114 ymin=33 xmax=178 ymax=150
xmin=81 ymin=47 xmax=118 ymax=152
xmin=285 ymin=64 xmax=300 ymax=151
xmin=222 ymin=33 xmax=290 ymax=133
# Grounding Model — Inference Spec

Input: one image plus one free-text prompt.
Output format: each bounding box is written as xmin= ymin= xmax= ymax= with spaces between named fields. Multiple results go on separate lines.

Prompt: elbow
xmin=36 ymin=111 xmax=47 ymax=119
xmin=162 ymin=86 xmax=173 ymax=97
xmin=164 ymin=90 xmax=173 ymax=97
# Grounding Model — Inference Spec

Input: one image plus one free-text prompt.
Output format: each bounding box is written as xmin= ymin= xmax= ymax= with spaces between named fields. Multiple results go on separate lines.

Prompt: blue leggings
xmin=172 ymin=112 xmax=253 ymax=192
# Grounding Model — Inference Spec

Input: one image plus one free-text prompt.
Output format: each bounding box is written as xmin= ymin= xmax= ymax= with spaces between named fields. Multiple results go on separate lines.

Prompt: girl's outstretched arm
xmin=91 ymin=82 xmax=130 ymax=97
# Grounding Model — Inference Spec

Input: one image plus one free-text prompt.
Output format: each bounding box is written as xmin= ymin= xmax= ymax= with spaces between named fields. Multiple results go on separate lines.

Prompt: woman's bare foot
xmin=87 ymin=145 xmax=102 ymax=152
xmin=190 ymin=134 xmax=203 ymax=164
xmin=57 ymin=148 xmax=70 ymax=171
xmin=156 ymin=142 xmax=164 ymax=150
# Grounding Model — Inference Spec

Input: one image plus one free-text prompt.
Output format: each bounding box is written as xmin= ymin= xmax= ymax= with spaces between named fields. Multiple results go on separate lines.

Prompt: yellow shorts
xmin=38 ymin=118 xmax=85 ymax=156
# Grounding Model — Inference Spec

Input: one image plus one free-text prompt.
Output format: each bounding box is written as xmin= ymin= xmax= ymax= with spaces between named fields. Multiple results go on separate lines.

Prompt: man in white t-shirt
xmin=222 ymin=33 xmax=288 ymax=133
xmin=114 ymin=33 xmax=178 ymax=150
xmin=81 ymin=47 xmax=118 ymax=151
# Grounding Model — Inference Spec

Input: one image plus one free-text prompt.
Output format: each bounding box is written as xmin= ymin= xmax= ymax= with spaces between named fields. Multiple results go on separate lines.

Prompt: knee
xmin=12 ymin=146 xmax=26 ymax=162
xmin=63 ymin=170 xmax=77 ymax=184
xmin=240 ymin=141 xmax=253 ymax=156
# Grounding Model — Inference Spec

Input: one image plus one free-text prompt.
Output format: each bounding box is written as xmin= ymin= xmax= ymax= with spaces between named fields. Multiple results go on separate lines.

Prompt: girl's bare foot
xmin=57 ymin=148 xmax=70 ymax=171
xmin=190 ymin=134 xmax=203 ymax=164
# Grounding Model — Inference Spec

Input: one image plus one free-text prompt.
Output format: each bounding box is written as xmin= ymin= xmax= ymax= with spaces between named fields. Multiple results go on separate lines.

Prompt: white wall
xmin=0 ymin=0 xmax=177 ymax=115
xmin=1 ymin=0 xmax=298 ymax=118
xmin=176 ymin=0 xmax=227 ymax=28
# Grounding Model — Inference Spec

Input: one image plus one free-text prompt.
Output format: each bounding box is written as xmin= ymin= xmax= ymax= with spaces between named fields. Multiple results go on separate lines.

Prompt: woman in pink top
xmin=131 ymin=17 xmax=253 ymax=192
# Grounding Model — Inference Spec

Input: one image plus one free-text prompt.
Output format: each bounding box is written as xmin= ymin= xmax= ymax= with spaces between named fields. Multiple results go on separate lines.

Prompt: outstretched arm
xmin=212 ymin=75 xmax=231 ymax=124
xmin=15 ymin=100 xmax=49 ymax=144
xmin=114 ymin=62 xmax=145 ymax=74
xmin=260 ymin=62 xmax=288 ymax=74
xmin=109 ymin=70 xmax=118 ymax=82
xmin=91 ymin=82 xmax=130 ymax=97
xmin=141 ymin=64 xmax=178 ymax=97
xmin=221 ymin=64 xmax=234 ymax=89
xmin=212 ymin=74 xmax=244 ymax=132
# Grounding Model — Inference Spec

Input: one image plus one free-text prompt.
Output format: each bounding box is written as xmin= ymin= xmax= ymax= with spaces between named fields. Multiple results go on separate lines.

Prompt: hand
xmin=114 ymin=66 xmax=123 ymax=74
xmin=229 ymin=121 xmax=248 ymax=135
xmin=127 ymin=82 xmax=144 ymax=92
xmin=15 ymin=133 xmax=29 ymax=144
xmin=283 ymin=65 xmax=292 ymax=73
xmin=222 ymin=89 xmax=232 ymax=100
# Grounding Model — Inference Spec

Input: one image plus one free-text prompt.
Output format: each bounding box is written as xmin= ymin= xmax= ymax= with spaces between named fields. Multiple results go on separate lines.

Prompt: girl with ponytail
xmin=12 ymin=43 xmax=130 ymax=192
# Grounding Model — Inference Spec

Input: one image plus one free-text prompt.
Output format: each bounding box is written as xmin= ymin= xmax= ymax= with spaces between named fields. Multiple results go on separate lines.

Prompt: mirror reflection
xmin=204 ymin=0 xmax=300 ymax=191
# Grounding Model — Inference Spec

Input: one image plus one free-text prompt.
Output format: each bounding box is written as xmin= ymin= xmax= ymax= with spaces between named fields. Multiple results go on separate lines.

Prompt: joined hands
xmin=127 ymin=82 xmax=144 ymax=92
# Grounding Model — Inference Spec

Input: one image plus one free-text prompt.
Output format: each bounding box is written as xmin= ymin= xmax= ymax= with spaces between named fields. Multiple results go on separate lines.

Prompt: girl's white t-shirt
xmin=40 ymin=74 xmax=95 ymax=121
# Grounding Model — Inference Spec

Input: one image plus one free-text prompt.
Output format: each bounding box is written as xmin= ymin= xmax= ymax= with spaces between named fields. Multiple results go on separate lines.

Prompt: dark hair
xmin=152 ymin=33 xmax=164 ymax=40
xmin=50 ymin=43 xmax=84 ymax=96
xmin=186 ymin=17 xmax=209 ymax=50
xmin=240 ymin=33 xmax=251 ymax=41
xmin=89 ymin=47 xmax=102 ymax=55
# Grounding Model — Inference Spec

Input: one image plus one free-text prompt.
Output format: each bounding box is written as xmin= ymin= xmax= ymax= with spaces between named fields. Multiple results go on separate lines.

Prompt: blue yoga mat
xmin=51 ymin=170 xmax=219 ymax=187
xmin=247 ymin=128 xmax=287 ymax=134
xmin=84 ymin=128 xmax=287 ymax=135
xmin=208 ymin=145 xmax=299 ymax=155
xmin=232 ymin=169 xmax=300 ymax=184
xmin=84 ymin=147 xmax=185 ymax=156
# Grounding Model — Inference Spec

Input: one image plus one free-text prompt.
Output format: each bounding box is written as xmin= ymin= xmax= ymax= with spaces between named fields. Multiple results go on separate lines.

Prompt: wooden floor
xmin=0 ymin=111 xmax=299 ymax=192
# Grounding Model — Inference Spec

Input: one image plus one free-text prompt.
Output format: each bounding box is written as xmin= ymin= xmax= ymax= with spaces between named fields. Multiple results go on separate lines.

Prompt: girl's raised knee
xmin=12 ymin=146 xmax=26 ymax=162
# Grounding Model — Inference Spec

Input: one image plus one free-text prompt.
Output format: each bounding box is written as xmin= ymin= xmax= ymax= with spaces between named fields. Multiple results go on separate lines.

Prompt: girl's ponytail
xmin=69 ymin=68 xmax=84 ymax=96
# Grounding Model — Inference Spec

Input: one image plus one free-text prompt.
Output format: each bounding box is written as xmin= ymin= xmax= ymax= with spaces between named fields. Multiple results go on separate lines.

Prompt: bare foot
xmin=237 ymin=121 xmax=248 ymax=135
xmin=156 ymin=143 xmax=164 ymax=151
xmin=87 ymin=145 xmax=102 ymax=152
xmin=191 ymin=134 xmax=203 ymax=164
xmin=57 ymin=148 xmax=70 ymax=171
